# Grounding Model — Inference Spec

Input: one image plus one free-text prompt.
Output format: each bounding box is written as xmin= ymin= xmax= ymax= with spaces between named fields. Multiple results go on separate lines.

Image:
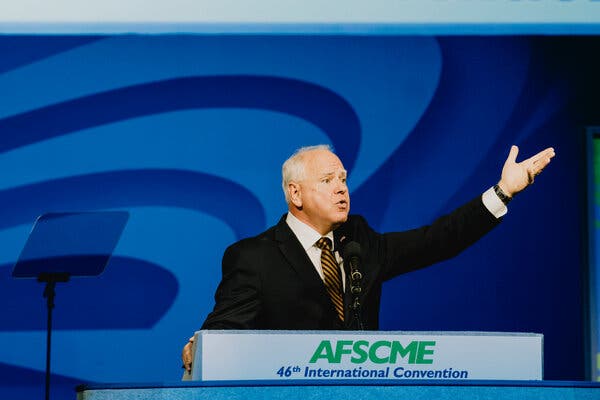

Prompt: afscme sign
xmin=194 ymin=331 xmax=544 ymax=381
xmin=309 ymin=340 xmax=435 ymax=364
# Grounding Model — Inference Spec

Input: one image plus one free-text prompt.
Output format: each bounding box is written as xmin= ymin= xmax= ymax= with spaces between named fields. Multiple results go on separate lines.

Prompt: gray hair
xmin=282 ymin=144 xmax=332 ymax=203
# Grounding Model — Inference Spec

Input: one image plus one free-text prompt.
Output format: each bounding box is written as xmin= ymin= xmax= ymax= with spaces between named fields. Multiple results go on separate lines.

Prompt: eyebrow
xmin=320 ymin=170 xmax=347 ymax=178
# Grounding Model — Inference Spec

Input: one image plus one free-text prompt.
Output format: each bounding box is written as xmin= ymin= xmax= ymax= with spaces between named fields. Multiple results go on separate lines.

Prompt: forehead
xmin=303 ymin=149 xmax=345 ymax=175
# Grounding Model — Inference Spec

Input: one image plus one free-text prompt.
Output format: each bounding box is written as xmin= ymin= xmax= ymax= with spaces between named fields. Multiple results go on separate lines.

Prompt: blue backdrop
xmin=0 ymin=35 xmax=597 ymax=399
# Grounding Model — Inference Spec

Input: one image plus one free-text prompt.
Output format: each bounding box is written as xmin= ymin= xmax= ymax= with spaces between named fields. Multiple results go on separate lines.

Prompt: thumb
xmin=507 ymin=145 xmax=519 ymax=164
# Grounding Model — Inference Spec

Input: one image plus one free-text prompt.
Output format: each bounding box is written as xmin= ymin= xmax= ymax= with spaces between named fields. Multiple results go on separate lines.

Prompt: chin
xmin=334 ymin=213 xmax=349 ymax=224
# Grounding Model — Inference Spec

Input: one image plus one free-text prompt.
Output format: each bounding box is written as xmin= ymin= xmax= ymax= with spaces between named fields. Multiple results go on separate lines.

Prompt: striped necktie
xmin=315 ymin=237 xmax=344 ymax=322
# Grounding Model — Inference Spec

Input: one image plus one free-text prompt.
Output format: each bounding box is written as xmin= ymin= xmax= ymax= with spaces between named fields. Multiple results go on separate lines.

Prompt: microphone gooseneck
xmin=342 ymin=241 xmax=364 ymax=330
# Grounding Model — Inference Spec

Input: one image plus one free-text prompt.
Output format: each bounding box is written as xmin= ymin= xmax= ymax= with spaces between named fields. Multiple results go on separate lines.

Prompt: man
xmin=182 ymin=144 xmax=554 ymax=371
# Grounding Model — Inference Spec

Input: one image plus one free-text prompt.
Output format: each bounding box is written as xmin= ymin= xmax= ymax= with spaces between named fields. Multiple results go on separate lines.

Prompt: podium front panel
xmin=190 ymin=330 xmax=543 ymax=382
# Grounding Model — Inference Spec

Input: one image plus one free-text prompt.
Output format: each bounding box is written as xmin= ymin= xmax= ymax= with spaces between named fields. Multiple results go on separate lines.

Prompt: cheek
xmin=311 ymin=186 xmax=329 ymax=199
xmin=310 ymin=192 xmax=333 ymax=210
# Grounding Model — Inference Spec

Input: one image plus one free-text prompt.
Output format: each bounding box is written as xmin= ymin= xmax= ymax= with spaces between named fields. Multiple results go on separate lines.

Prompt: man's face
xmin=289 ymin=149 xmax=350 ymax=234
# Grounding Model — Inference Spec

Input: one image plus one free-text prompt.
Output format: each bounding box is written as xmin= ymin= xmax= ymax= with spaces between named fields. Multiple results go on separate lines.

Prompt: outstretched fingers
xmin=526 ymin=147 xmax=555 ymax=164
xmin=528 ymin=148 xmax=555 ymax=175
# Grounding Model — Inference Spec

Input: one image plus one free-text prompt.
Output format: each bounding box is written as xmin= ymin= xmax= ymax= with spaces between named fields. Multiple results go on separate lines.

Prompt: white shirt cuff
xmin=482 ymin=186 xmax=507 ymax=218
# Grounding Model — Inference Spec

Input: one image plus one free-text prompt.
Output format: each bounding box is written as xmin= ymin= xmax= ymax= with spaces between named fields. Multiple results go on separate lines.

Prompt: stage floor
xmin=77 ymin=380 xmax=600 ymax=400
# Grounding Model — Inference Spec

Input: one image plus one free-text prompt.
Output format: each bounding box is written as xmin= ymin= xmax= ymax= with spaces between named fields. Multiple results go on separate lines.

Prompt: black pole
xmin=38 ymin=273 xmax=69 ymax=400
xmin=43 ymin=281 xmax=56 ymax=400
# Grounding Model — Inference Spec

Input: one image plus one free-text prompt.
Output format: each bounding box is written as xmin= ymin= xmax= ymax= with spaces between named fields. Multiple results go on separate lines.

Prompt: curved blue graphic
xmin=0 ymin=361 xmax=82 ymax=400
xmin=0 ymin=169 xmax=265 ymax=239
xmin=1 ymin=256 xmax=177 ymax=330
xmin=0 ymin=36 xmax=102 ymax=75
xmin=0 ymin=75 xmax=361 ymax=172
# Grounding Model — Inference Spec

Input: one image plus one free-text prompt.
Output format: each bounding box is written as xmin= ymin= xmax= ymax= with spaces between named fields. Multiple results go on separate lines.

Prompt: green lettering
xmin=309 ymin=340 xmax=335 ymax=363
xmin=351 ymin=340 xmax=369 ymax=364
xmin=389 ymin=341 xmax=418 ymax=364
xmin=335 ymin=340 xmax=353 ymax=363
xmin=416 ymin=341 xmax=435 ymax=364
xmin=369 ymin=340 xmax=391 ymax=364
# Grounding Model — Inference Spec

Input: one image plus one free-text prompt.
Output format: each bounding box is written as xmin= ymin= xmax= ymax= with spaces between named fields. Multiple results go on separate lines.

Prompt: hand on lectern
xmin=182 ymin=336 xmax=194 ymax=373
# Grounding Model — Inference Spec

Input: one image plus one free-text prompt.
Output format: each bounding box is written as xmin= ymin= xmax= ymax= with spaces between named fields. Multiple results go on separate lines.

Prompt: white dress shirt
xmin=285 ymin=211 xmax=346 ymax=290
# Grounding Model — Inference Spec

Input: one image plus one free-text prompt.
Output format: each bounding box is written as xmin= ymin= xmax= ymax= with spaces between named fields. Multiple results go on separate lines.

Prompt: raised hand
xmin=498 ymin=145 xmax=555 ymax=197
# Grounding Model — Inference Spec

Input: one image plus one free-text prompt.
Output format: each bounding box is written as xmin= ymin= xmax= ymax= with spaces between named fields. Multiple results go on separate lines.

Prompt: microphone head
xmin=342 ymin=241 xmax=362 ymax=261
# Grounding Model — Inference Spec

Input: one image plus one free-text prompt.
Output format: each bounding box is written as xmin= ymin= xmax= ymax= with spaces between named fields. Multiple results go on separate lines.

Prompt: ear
xmin=288 ymin=182 xmax=302 ymax=208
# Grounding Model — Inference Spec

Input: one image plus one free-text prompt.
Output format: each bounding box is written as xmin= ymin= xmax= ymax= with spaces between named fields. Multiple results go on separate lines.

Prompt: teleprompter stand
xmin=12 ymin=211 xmax=129 ymax=400
xmin=39 ymin=272 xmax=69 ymax=400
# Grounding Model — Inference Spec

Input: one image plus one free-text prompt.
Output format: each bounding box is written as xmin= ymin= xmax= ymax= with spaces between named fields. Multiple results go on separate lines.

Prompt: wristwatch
xmin=493 ymin=184 xmax=512 ymax=205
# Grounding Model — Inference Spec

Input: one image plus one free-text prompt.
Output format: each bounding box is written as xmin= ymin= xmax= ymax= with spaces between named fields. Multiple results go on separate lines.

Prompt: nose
xmin=334 ymin=177 xmax=347 ymax=193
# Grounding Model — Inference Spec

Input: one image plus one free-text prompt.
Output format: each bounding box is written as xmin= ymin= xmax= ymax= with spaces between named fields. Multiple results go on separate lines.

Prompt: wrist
xmin=494 ymin=183 xmax=512 ymax=205
xmin=497 ymin=180 xmax=515 ymax=197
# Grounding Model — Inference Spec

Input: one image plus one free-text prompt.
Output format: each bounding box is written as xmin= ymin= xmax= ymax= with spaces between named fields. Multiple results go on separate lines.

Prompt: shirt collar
xmin=286 ymin=212 xmax=334 ymax=251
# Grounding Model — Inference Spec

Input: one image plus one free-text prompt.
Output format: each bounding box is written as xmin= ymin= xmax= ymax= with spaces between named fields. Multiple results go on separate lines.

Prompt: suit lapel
xmin=275 ymin=215 xmax=344 ymax=312
xmin=275 ymin=216 xmax=349 ymax=328
xmin=274 ymin=216 xmax=329 ymax=293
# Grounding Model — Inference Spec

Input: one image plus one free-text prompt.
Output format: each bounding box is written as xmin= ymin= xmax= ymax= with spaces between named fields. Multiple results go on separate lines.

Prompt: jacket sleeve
xmin=379 ymin=195 xmax=501 ymax=281
xmin=201 ymin=242 xmax=262 ymax=329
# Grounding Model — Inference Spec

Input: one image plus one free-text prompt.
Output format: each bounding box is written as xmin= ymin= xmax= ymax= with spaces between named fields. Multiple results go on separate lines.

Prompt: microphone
xmin=342 ymin=241 xmax=364 ymax=329
xmin=342 ymin=241 xmax=362 ymax=294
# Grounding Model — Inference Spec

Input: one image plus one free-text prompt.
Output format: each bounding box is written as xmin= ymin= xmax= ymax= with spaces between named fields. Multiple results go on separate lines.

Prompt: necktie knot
xmin=315 ymin=237 xmax=333 ymax=251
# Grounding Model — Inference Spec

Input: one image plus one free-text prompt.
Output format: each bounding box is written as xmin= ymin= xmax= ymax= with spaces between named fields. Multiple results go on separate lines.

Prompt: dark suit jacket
xmin=201 ymin=195 xmax=500 ymax=330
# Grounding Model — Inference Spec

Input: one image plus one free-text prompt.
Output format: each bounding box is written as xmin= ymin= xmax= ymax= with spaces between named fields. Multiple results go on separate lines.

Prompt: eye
xmin=322 ymin=177 xmax=331 ymax=184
